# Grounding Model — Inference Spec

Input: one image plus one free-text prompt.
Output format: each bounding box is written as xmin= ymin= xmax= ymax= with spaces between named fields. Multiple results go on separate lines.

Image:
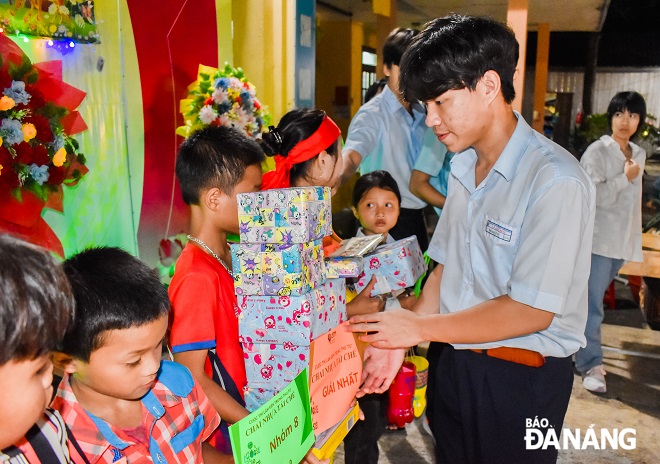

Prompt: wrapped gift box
xmin=355 ymin=236 xmax=426 ymax=296
xmin=325 ymin=257 xmax=363 ymax=279
xmin=244 ymin=387 xmax=279 ymax=412
xmin=238 ymin=279 xmax=346 ymax=346
xmin=230 ymin=240 xmax=326 ymax=296
xmin=242 ymin=342 xmax=310 ymax=389
xmin=237 ymin=186 xmax=332 ymax=243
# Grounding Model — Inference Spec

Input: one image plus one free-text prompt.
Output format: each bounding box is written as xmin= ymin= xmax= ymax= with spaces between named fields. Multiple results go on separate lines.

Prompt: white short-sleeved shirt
xmin=343 ymin=85 xmax=429 ymax=209
xmin=580 ymin=135 xmax=645 ymax=262
xmin=413 ymin=130 xmax=454 ymax=217
xmin=427 ymin=114 xmax=595 ymax=357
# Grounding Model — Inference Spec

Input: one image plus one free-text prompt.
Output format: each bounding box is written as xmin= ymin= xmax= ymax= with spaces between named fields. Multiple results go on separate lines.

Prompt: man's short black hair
xmin=176 ymin=125 xmax=265 ymax=205
xmin=607 ymin=91 xmax=647 ymax=138
xmin=400 ymin=15 xmax=519 ymax=104
xmin=61 ymin=247 xmax=170 ymax=362
xmin=0 ymin=235 xmax=73 ymax=365
xmin=383 ymin=28 xmax=419 ymax=68
xmin=352 ymin=170 xmax=402 ymax=207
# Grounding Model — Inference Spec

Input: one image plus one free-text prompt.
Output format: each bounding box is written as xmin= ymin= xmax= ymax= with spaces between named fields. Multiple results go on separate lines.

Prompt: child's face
xmin=0 ymin=355 xmax=53 ymax=449
xmin=223 ymin=164 xmax=263 ymax=234
xmin=67 ymin=315 xmax=168 ymax=402
xmin=353 ymin=187 xmax=400 ymax=237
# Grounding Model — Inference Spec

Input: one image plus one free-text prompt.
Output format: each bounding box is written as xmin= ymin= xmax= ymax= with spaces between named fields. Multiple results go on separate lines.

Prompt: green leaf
xmin=77 ymin=153 xmax=86 ymax=164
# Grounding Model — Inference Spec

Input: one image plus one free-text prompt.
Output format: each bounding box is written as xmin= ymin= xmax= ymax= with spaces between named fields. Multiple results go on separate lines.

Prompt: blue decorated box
xmin=230 ymin=240 xmax=326 ymax=296
xmin=237 ymin=186 xmax=332 ymax=243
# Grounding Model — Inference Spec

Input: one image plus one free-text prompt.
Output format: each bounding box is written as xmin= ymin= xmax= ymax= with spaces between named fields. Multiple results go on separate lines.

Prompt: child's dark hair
xmin=176 ymin=125 xmax=265 ymax=205
xmin=364 ymin=78 xmax=388 ymax=104
xmin=607 ymin=91 xmax=647 ymax=138
xmin=352 ymin=170 xmax=402 ymax=207
xmin=400 ymin=15 xmax=518 ymax=104
xmin=261 ymin=108 xmax=339 ymax=185
xmin=0 ymin=235 xmax=73 ymax=365
xmin=61 ymin=247 xmax=170 ymax=362
xmin=383 ymin=28 xmax=419 ymax=68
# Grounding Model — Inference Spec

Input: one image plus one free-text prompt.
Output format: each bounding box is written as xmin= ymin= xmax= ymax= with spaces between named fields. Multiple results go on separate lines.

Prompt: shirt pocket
xmin=171 ymin=415 xmax=204 ymax=455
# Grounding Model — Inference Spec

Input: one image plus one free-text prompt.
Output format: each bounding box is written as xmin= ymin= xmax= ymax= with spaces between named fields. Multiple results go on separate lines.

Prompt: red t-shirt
xmin=168 ymin=244 xmax=247 ymax=399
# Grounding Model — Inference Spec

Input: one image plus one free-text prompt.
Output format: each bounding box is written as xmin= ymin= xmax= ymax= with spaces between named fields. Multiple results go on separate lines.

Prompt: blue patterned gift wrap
xmin=237 ymin=186 xmax=332 ymax=243
xmin=230 ymin=240 xmax=326 ymax=296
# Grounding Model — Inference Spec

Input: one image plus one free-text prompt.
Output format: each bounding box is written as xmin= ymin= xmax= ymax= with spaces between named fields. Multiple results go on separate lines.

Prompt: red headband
xmin=262 ymin=115 xmax=341 ymax=190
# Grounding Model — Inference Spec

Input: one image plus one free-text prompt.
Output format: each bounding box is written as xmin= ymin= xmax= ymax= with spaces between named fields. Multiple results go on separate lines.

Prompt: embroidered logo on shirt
xmin=486 ymin=219 xmax=513 ymax=242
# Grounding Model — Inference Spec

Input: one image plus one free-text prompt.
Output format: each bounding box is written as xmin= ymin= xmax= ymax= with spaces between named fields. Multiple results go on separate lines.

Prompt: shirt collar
xmin=451 ymin=111 xmax=533 ymax=188
xmin=52 ymin=367 xmax=182 ymax=457
xmin=381 ymin=85 xmax=425 ymax=121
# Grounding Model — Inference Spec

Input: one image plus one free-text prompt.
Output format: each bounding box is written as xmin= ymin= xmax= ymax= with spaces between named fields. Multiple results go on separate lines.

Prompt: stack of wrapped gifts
xmin=232 ymin=186 xmax=348 ymax=411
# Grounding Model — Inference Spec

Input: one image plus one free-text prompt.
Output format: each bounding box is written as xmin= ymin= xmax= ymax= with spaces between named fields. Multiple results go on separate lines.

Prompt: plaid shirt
xmin=51 ymin=361 xmax=220 ymax=464
xmin=0 ymin=409 xmax=71 ymax=464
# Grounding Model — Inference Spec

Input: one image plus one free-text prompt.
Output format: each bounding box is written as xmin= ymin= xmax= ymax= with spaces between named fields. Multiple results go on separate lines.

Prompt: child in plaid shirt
xmin=0 ymin=235 xmax=75 ymax=464
xmin=51 ymin=247 xmax=228 ymax=463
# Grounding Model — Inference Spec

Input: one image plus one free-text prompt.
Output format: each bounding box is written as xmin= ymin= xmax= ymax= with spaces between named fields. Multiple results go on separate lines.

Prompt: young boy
xmin=350 ymin=15 xmax=595 ymax=464
xmin=0 ymin=235 xmax=74 ymax=463
xmin=51 ymin=247 xmax=223 ymax=463
xmin=169 ymin=125 xmax=264 ymax=452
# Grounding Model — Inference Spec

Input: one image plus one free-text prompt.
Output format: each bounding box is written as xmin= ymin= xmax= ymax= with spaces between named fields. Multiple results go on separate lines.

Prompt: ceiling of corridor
xmin=317 ymin=0 xmax=611 ymax=32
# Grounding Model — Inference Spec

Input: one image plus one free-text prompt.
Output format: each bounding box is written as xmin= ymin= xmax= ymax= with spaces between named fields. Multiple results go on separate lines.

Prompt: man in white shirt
xmin=350 ymin=15 xmax=595 ymax=464
xmin=340 ymin=28 xmax=431 ymax=250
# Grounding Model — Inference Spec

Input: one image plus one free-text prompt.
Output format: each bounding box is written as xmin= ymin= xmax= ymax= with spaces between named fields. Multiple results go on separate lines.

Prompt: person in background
xmin=0 ymin=235 xmax=75 ymax=464
xmin=340 ymin=27 xmax=432 ymax=251
xmin=410 ymin=129 xmax=454 ymax=219
xmin=349 ymin=15 xmax=595 ymax=464
xmin=576 ymin=91 xmax=647 ymax=393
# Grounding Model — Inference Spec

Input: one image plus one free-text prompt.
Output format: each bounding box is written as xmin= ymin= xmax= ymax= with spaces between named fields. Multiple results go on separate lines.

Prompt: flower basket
xmin=176 ymin=63 xmax=271 ymax=139
xmin=0 ymin=189 xmax=45 ymax=227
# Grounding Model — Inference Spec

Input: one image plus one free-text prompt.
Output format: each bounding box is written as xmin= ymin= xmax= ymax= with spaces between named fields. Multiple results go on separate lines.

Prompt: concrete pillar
xmin=507 ymin=0 xmax=528 ymax=112
xmin=375 ymin=0 xmax=397 ymax=79
xmin=532 ymin=23 xmax=550 ymax=133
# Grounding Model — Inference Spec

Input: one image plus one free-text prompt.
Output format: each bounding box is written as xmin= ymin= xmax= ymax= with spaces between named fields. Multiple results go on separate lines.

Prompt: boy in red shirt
xmin=169 ymin=126 xmax=264 ymax=453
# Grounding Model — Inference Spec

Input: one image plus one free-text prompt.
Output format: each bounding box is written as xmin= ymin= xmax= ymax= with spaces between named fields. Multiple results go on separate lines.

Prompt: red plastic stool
xmin=603 ymin=280 xmax=616 ymax=309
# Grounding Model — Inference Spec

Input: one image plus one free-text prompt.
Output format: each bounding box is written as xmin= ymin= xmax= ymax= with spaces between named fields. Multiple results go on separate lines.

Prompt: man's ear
xmin=480 ymin=70 xmax=502 ymax=104
xmin=383 ymin=64 xmax=391 ymax=77
xmin=51 ymin=351 xmax=77 ymax=374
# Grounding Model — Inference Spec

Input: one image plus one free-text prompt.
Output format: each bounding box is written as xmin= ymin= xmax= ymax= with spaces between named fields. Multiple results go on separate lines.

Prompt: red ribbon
xmin=262 ymin=115 xmax=341 ymax=190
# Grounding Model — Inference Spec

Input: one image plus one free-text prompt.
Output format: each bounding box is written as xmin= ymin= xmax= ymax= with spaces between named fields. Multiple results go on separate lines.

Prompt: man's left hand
xmin=349 ymin=310 xmax=424 ymax=349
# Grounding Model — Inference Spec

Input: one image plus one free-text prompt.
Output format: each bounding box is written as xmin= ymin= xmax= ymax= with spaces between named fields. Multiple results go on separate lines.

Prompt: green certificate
xmin=230 ymin=369 xmax=314 ymax=464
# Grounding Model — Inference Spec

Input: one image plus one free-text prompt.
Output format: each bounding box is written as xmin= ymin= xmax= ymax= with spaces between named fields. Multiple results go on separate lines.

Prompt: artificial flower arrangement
xmin=176 ymin=62 xmax=271 ymax=139
xmin=0 ymin=34 xmax=88 ymax=204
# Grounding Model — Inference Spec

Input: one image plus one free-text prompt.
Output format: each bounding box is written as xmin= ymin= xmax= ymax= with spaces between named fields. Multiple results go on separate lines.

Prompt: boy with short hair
xmin=169 ymin=126 xmax=264 ymax=452
xmin=0 ymin=235 xmax=74 ymax=463
xmin=52 ymin=247 xmax=223 ymax=463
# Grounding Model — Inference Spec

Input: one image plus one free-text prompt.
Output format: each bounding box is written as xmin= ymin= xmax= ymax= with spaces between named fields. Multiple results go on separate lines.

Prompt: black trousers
xmin=343 ymin=392 xmax=388 ymax=464
xmin=431 ymin=345 xmax=574 ymax=464
xmin=390 ymin=207 xmax=429 ymax=252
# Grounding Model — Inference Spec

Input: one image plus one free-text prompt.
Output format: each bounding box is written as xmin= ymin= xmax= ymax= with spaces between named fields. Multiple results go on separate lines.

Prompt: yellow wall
xmin=232 ymin=0 xmax=295 ymax=124
xmin=315 ymin=19 xmax=353 ymax=135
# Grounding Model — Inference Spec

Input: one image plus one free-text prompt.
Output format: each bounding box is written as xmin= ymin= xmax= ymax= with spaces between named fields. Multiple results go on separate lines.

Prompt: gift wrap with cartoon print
xmin=356 ymin=236 xmax=427 ymax=296
xmin=237 ymin=186 xmax=332 ymax=243
xmin=230 ymin=240 xmax=326 ymax=296
xmin=238 ymin=279 xmax=346 ymax=346
xmin=241 ymin=341 xmax=311 ymax=389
